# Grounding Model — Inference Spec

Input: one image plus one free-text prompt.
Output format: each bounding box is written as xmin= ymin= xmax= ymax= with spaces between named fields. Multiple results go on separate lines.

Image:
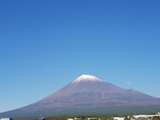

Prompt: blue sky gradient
xmin=0 ymin=0 xmax=160 ymax=112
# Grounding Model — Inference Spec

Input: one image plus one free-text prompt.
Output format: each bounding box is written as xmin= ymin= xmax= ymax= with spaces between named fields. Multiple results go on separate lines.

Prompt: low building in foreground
xmin=0 ymin=118 xmax=12 ymax=120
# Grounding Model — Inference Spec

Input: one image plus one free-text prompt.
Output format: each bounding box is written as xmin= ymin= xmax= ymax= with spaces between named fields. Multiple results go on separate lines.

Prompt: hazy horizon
xmin=0 ymin=0 xmax=160 ymax=113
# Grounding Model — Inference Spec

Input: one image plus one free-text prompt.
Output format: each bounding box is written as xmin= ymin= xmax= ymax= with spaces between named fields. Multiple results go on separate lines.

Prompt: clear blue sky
xmin=0 ymin=0 xmax=160 ymax=112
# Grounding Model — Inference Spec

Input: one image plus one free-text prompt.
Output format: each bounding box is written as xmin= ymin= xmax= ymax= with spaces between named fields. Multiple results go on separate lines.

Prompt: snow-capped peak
xmin=72 ymin=74 xmax=102 ymax=83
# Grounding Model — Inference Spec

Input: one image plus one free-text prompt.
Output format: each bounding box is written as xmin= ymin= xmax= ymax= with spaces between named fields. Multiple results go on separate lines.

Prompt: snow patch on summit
xmin=72 ymin=74 xmax=102 ymax=83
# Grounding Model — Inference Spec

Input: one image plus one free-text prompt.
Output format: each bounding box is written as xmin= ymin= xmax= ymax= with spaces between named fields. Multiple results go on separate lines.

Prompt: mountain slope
xmin=1 ymin=74 xmax=160 ymax=118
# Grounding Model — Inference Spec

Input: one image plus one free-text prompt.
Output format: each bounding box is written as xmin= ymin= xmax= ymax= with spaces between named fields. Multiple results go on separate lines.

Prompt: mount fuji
xmin=1 ymin=74 xmax=160 ymax=118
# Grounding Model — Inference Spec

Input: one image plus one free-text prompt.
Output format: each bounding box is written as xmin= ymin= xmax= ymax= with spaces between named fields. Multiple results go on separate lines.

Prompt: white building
xmin=133 ymin=113 xmax=160 ymax=119
xmin=113 ymin=117 xmax=125 ymax=120
xmin=0 ymin=118 xmax=12 ymax=120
